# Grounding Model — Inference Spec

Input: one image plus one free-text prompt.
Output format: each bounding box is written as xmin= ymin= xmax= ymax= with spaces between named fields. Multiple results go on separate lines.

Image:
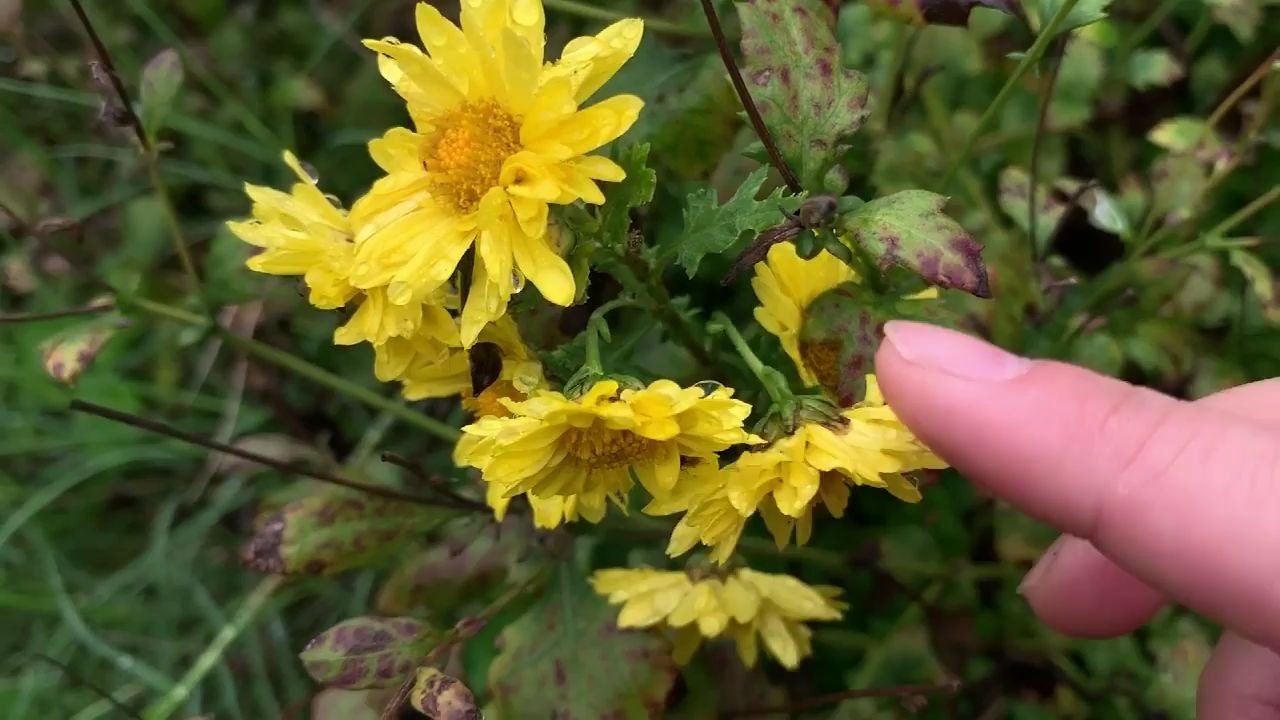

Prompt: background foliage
xmin=2 ymin=0 xmax=1279 ymax=718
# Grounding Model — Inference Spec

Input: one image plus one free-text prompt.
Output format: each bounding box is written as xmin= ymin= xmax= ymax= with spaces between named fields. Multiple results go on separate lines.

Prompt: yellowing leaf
xmin=39 ymin=311 xmax=123 ymax=385
xmin=409 ymin=667 xmax=480 ymax=720
xmin=240 ymin=492 xmax=448 ymax=576
xmin=1228 ymin=249 xmax=1280 ymax=323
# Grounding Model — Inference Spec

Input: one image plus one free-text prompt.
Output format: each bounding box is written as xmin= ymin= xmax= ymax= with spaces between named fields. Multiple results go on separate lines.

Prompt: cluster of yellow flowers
xmin=591 ymin=566 xmax=846 ymax=669
xmin=229 ymin=0 xmax=949 ymax=671
xmin=229 ymin=0 xmax=644 ymax=405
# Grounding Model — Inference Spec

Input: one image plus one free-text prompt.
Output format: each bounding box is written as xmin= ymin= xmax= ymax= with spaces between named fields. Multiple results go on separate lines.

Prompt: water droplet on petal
xmin=324 ymin=194 xmax=344 ymax=209
xmin=300 ymin=162 xmax=320 ymax=184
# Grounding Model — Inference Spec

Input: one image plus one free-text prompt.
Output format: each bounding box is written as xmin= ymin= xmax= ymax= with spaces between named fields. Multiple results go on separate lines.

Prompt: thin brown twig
xmin=380 ymin=452 xmax=491 ymax=513
xmin=699 ymin=0 xmax=804 ymax=194
xmin=67 ymin=0 xmax=150 ymax=152
xmin=725 ymin=678 xmax=961 ymax=718
xmin=68 ymin=400 xmax=481 ymax=511
xmin=32 ymin=653 xmax=144 ymax=720
xmin=0 ymin=301 xmax=116 ymax=324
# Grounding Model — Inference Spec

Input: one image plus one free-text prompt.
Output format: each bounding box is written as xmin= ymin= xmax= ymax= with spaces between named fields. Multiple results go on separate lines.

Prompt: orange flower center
xmin=462 ymin=379 xmax=524 ymax=419
xmin=422 ymin=100 xmax=522 ymax=213
xmin=562 ymin=427 xmax=658 ymax=469
xmin=798 ymin=339 xmax=842 ymax=392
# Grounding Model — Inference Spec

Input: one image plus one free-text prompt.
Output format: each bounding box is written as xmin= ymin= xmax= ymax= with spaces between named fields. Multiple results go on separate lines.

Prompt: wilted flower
xmin=591 ymin=566 xmax=845 ymax=669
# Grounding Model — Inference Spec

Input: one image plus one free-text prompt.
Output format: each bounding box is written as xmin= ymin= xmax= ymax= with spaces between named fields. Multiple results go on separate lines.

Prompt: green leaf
xmin=488 ymin=572 xmax=677 ymax=719
xmin=675 ymin=166 xmax=801 ymax=276
xmin=139 ymin=48 xmax=184 ymax=139
xmin=864 ymin=0 xmax=1024 ymax=26
xmin=599 ymin=143 xmax=657 ymax=248
xmin=736 ymin=0 xmax=871 ymax=193
xmin=1228 ymin=249 xmax=1280 ymax=323
xmin=1206 ymin=0 xmax=1268 ymax=42
xmin=39 ymin=310 xmax=124 ymax=386
xmin=1084 ymin=188 xmax=1132 ymax=239
xmin=409 ymin=667 xmax=480 ymax=720
xmin=1036 ymin=0 xmax=1110 ymax=36
xmin=1150 ymin=153 xmax=1209 ymax=227
xmin=1145 ymin=616 xmax=1213 ymax=719
xmin=840 ymin=190 xmax=992 ymax=297
xmin=1127 ymin=48 xmax=1184 ymax=91
xmin=240 ymin=493 xmax=448 ymax=576
xmin=300 ymin=616 xmax=435 ymax=690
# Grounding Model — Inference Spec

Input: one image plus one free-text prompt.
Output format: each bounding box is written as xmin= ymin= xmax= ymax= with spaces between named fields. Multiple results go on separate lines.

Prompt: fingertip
xmin=1019 ymin=536 xmax=1166 ymax=639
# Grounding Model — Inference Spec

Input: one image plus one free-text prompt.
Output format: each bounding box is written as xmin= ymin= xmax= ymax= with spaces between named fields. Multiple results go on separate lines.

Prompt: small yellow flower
xmin=454 ymin=379 xmax=759 ymax=526
xmin=349 ymin=1 xmax=645 ymax=346
xmin=591 ymin=567 xmax=845 ymax=669
xmin=726 ymin=376 xmax=947 ymax=549
xmin=227 ymin=151 xmax=358 ymax=310
xmin=752 ymin=242 xmax=858 ymax=386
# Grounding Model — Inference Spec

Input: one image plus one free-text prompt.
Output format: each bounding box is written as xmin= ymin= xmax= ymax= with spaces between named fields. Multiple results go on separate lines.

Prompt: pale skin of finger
xmin=1016 ymin=534 xmax=1166 ymax=638
xmin=1018 ymin=380 xmax=1280 ymax=637
xmin=874 ymin=322 xmax=1280 ymax=651
xmin=1199 ymin=633 xmax=1280 ymax=720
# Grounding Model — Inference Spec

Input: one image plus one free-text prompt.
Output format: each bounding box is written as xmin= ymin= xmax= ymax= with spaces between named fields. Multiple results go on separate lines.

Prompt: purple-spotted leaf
xmin=300 ymin=616 xmax=435 ymax=690
xmin=864 ymin=0 xmax=1024 ymax=26
xmin=737 ymin=0 xmax=871 ymax=193
xmin=488 ymin=573 xmax=676 ymax=719
xmin=240 ymin=493 xmax=447 ymax=576
xmin=39 ymin=311 xmax=124 ymax=385
xmin=798 ymin=283 xmax=886 ymax=405
xmin=409 ymin=667 xmax=480 ymax=720
xmin=840 ymin=190 xmax=991 ymax=298
xmin=376 ymin=518 xmax=530 ymax=620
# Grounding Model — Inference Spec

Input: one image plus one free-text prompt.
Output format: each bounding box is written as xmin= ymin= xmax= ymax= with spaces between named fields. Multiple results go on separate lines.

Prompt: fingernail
xmin=882 ymin=321 xmax=1032 ymax=381
xmin=1018 ymin=535 xmax=1072 ymax=595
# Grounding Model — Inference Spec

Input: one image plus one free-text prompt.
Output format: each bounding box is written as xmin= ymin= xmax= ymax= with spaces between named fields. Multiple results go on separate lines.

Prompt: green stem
xmin=127 ymin=297 xmax=462 ymax=442
xmin=940 ymin=0 xmax=1083 ymax=191
xmin=607 ymin=253 xmax=717 ymax=368
xmin=543 ymin=0 xmax=710 ymax=38
xmin=1204 ymin=185 xmax=1280 ymax=240
xmin=708 ymin=311 xmax=791 ymax=407
xmin=143 ymin=151 xmax=203 ymax=302
xmin=583 ymin=298 xmax=639 ymax=374
xmin=142 ymin=575 xmax=284 ymax=720
xmin=872 ymin=25 xmax=914 ymax=136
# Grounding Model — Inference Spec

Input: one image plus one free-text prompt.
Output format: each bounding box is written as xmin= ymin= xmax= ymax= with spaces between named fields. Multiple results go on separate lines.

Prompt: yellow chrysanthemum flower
xmin=348 ymin=1 xmax=645 ymax=346
xmin=228 ymin=152 xmax=460 ymax=353
xmin=228 ymin=151 xmax=358 ymax=311
xmin=591 ymin=567 xmax=845 ymax=669
xmin=643 ymin=460 xmax=745 ymax=566
xmin=752 ymin=243 xmax=858 ymax=387
xmin=373 ymin=315 xmax=545 ymax=405
xmin=752 ymin=242 xmax=937 ymax=389
xmin=727 ymin=376 xmax=947 ymax=549
xmin=453 ymin=379 xmax=759 ymax=526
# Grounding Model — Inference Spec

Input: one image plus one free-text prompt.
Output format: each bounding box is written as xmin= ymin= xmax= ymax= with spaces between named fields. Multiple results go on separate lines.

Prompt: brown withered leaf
xmin=39 ymin=311 xmax=125 ymax=385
